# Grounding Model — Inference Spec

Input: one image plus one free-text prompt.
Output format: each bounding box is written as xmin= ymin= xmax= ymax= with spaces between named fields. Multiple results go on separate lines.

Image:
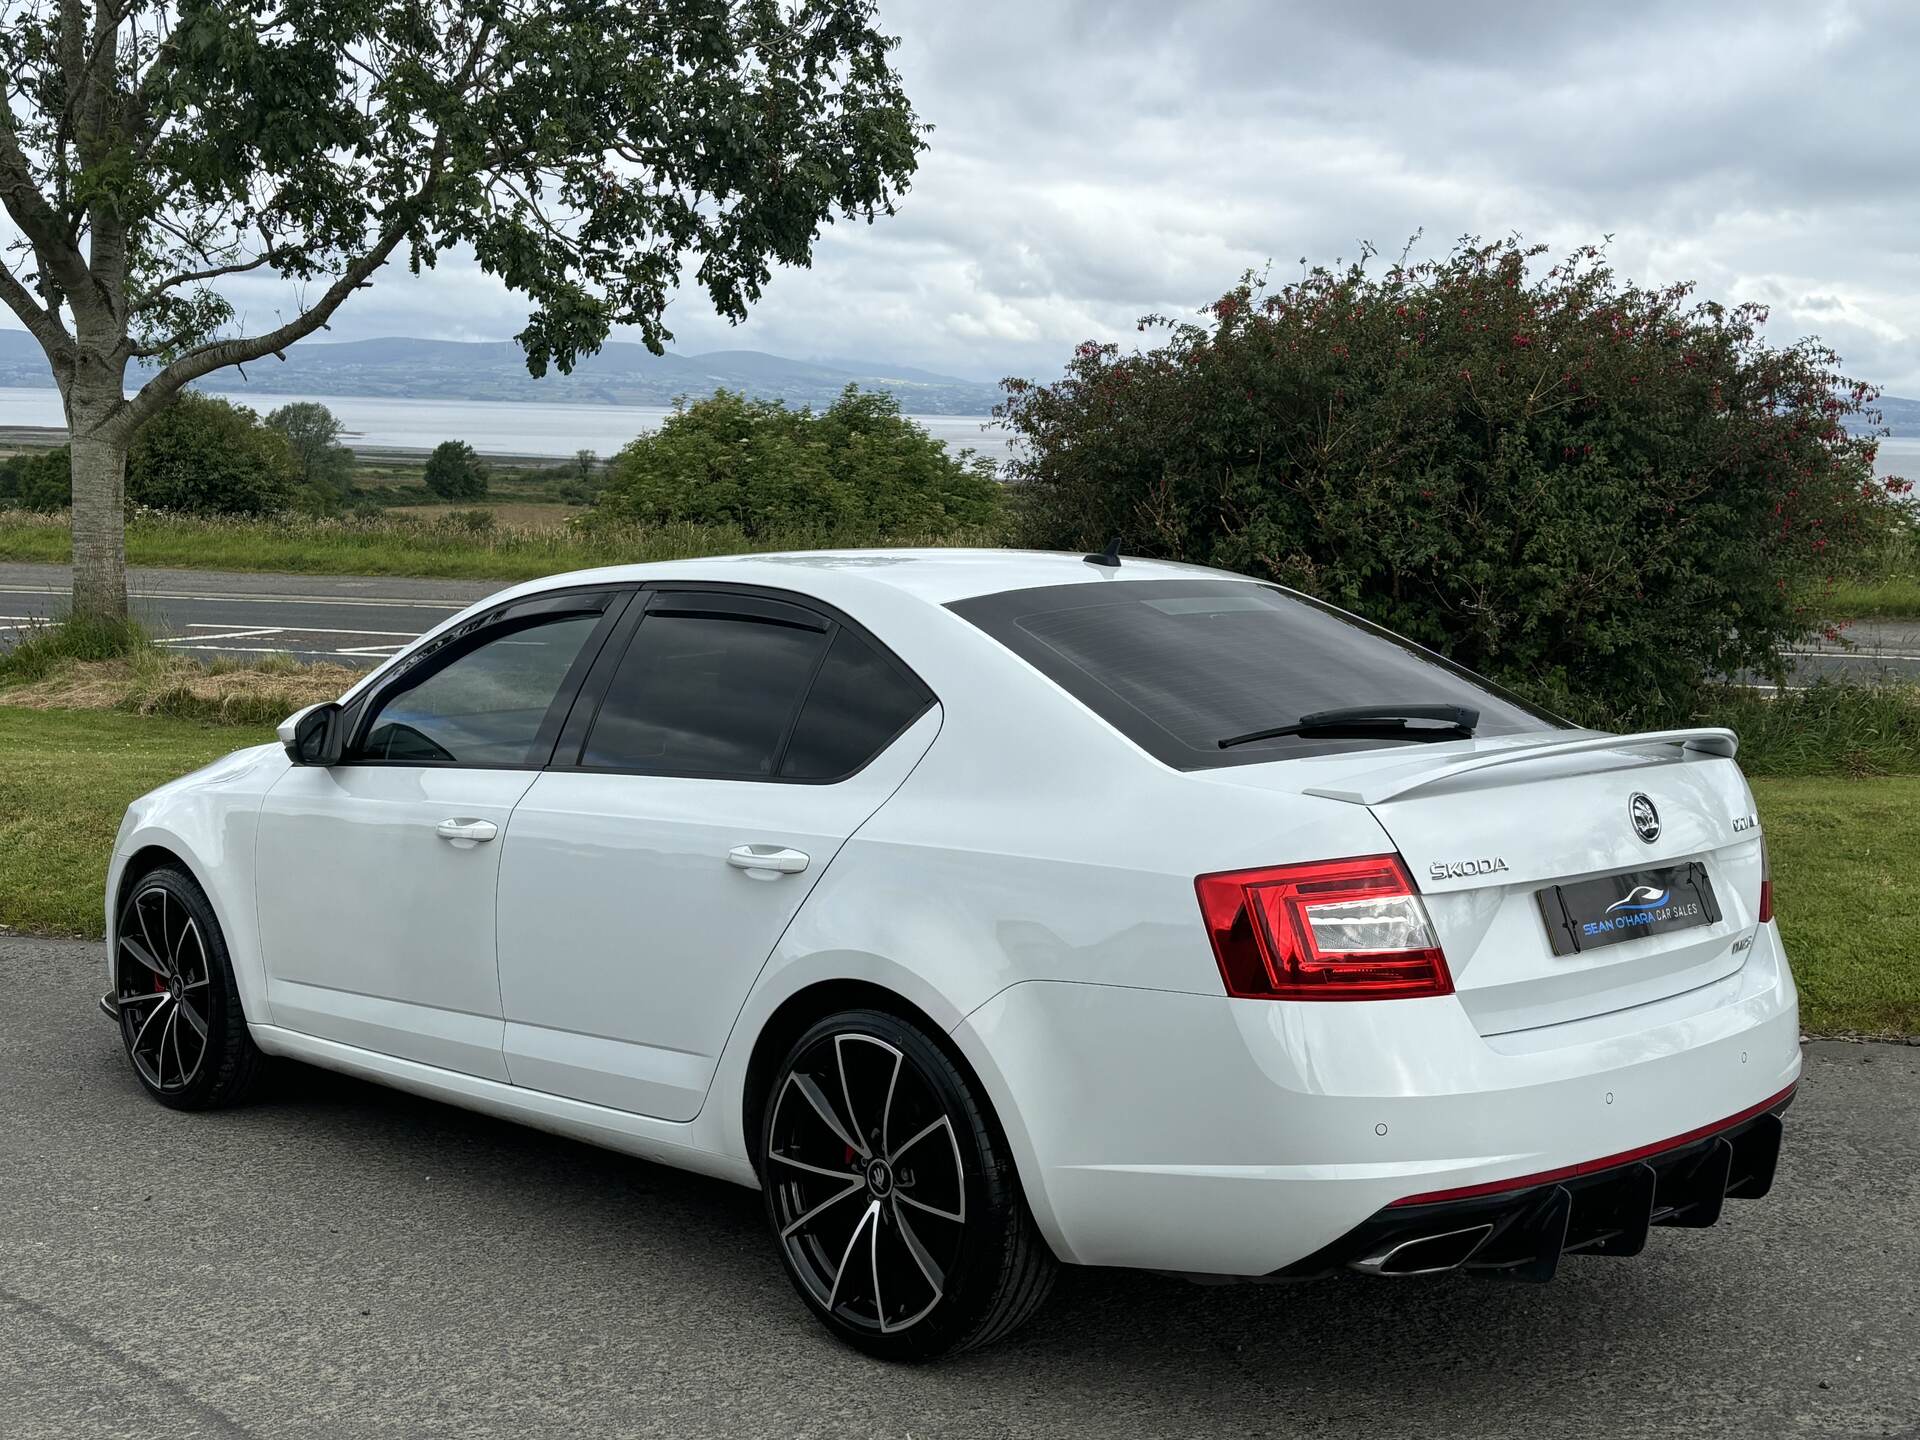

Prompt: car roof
xmin=496 ymin=548 xmax=1246 ymax=611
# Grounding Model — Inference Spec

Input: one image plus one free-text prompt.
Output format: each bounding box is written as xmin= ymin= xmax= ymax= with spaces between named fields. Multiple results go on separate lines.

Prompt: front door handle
xmin=436 ymin=817 xmax=499 ymax=848
xmin=727 ymin=844 xmax=810 ymax=878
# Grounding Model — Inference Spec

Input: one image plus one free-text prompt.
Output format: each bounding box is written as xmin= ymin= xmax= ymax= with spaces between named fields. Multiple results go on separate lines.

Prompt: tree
xmin=592 ymin=385 xmax=1001 ymax=538
xmin=999 ymin=238 xmax=1913 ymax=719
xmin=423 ymin=440 xmax=488 ymax=500
xmin=128 ymin=392 xmax=296 ymax=514
xmin=0 ymin=2 xmax=925 ymax=619
xmin=268 ymin=402 xmax=354 ymax=506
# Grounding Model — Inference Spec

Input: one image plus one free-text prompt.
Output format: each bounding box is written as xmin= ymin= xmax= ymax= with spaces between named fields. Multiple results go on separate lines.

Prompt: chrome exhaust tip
xmin=1351 ymin=1222 xmax=1495 ymax=1276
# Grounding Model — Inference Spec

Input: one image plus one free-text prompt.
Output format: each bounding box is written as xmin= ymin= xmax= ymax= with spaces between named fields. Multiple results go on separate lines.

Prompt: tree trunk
xmin=66 ymin=387 xmax=130 ymax=622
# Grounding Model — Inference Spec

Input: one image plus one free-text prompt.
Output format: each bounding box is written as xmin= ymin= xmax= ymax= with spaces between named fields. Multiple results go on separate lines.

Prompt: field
xmin=5 ymin=507 xmax=1920 ymax=625
xmin=0 ymin=507 xmax=995 ymax=581
xmin=0 ymin=704 xmax=1912 ymax=1035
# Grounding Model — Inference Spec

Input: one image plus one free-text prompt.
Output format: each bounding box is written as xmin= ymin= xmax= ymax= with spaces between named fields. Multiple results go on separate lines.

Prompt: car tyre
xmin=759 ymin=1007 xmax=1056 ymax=1359
xmin=112 ymin=865 xmax=264 ymax=1111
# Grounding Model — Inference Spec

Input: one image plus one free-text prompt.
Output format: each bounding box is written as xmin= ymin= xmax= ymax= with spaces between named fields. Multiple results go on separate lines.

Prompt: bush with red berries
xmin=999 ymin=238 xmax=1911 ymax=720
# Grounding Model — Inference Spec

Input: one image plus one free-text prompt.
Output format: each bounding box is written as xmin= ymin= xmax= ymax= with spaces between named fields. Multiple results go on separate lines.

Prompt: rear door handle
xmin=727 ymin=844 xmax=809 ymax=877
xmin=437 ymin=818 xmax=499 ymax=847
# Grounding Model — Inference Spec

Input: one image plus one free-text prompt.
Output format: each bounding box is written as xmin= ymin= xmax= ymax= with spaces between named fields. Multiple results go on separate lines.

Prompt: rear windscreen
xmin=949 ymin=577 xmax=1565 ymax=769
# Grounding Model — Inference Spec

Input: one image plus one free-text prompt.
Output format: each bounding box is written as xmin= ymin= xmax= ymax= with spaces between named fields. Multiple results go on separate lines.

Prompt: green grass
xmin=1695 ymin=683 xmax=1920 ymax=777
xmin=1754 ymin=776 xmax=1920 ymax=1036
xmin=0 ymin=509 xmax=1001 ymax=582
xmin=0 ymin=612 xmax=148 ymax=682
xmin=1826 ymin=576 xmax=1920 ymax=619
xmin=0 ymin=708 xmax=273 ymax=936
xmin=1826 ymin=520 xmax=1920 ymax=618
xmin=0 ymin=706 xmax=1912 ymax=1035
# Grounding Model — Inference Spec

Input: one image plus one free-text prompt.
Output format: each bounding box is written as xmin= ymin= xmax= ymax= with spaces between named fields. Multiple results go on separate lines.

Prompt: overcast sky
xmin=8 ymin=0 xmax=1920 ymax=395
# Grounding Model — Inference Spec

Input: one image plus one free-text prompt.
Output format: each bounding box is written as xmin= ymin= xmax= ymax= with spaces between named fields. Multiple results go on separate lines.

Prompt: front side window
xmin=950 ymin=578 xmax=1563 ymax=769
xmin=358 ymin=615 xmax=601 ymax=766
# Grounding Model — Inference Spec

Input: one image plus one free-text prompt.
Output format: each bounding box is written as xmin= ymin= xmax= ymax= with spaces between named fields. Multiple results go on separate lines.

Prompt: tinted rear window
xmin=582 ymin=612 xmax=827 ymax=777
xmin=781 ymin=628 xmax=932 ymax=780
xmin=949 ymin=578 xmax=1563 ymax=769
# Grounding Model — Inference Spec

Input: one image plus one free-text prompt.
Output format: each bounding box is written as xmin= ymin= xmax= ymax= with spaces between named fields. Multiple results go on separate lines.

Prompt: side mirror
xmin=279 ymin=701 xmax=346 ymax=767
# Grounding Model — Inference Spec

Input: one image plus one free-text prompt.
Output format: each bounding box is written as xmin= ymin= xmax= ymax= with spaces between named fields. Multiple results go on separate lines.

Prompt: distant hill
xmin=0 ymin=330 xmax=1006 ymax=415
xmin=1865 ymin=394 xmax=1920 ymax=436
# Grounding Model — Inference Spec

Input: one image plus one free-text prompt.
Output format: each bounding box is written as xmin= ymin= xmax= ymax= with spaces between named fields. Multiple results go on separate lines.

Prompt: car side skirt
xmin=249 ymin=1024 xmax=759 ymax=1189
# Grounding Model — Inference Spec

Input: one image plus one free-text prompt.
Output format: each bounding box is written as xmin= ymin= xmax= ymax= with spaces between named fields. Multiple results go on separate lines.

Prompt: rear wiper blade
xmin=1217 ymin=704 xmax=1480 ymax=751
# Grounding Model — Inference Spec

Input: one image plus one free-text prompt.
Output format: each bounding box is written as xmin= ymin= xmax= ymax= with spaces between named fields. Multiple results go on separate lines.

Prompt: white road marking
xmin=0 ymin=584 xmax=467 ymax=610
xmin=182 ymin=621 xmax=425 ymax=638
xmin=153 ymin=643 xmax=410 ymax=659
xmin=156 ymin=626 xmax=287 ymax=644
xmin=1788 ymin=649 xmax=1920 ymax=661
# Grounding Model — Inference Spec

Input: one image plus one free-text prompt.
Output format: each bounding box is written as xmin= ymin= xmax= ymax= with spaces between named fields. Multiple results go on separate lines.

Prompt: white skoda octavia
xmin=103 ymin=549 xmax=1800 ymax=1357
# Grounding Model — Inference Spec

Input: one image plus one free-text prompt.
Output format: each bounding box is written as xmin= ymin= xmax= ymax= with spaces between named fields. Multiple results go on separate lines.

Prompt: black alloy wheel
xmin=112 ymin=866 xmax=262 ymax=1110
xmin=760 ymin=1008 xmax=1055 ymax=1359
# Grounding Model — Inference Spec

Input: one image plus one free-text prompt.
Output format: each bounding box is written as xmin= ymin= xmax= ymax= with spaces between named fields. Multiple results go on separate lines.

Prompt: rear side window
xmin=781 ymin=628 xmax=932 ymax=780
xmin=582 ymin=613 xmax=827 ymax=776
xmin=949 ymin=578 xmax=1563 ymax=769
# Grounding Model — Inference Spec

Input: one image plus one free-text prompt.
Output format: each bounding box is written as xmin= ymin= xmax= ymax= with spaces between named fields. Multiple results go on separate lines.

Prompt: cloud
xmin=4 ymin=0 xmax=1917 ymax=393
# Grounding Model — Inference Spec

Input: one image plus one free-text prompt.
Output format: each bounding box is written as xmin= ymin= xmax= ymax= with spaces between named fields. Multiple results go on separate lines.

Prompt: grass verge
xmin=0 ymin=509 xmax=1002 ymax=582
xmin=0 ymin=705 xmax=1912 ymax=1035
xmin=1697 ymin=683 xmax=1920 ymax=777
xmin=1826 ymin=576 xmax=1920 ymax=619
xmin=1 ymin=620 xmax=354 ymax=724
xmin=0 ymin=709 xmax=273 ymax=936
xmin=1755 ymin=776 xmax=1920 ymax=1037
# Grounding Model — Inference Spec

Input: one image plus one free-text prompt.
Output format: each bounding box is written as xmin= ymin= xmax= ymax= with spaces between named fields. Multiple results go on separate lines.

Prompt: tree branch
xmin=0 ymin=256 xmax=75 ymax=358
xmin=114 ymin=222 xmax=410 ymax=437
xmin=0 ymin=110 xmax=93 ymax=303
xmin=132 ymin=250 xmax=280 ymax=308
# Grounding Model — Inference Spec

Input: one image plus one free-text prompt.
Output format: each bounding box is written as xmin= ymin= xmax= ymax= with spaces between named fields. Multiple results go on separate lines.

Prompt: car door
xmin=254 ymin=589 xmax=628 ymax=1079
xmin=495 ymin=587 xmax=940 ymax=1121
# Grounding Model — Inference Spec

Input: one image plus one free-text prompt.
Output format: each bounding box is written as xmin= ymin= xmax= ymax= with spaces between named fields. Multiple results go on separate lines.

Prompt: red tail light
xmin=1195 ymin=854 xmax=1454 ymax=1001
xmin=1758 ymin=834 xmax=1774 ymax=924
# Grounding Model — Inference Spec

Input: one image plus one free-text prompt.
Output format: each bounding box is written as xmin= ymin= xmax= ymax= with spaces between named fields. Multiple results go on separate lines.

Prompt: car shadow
xmin=248 ymin=1054 xmax=1734 ymax=1422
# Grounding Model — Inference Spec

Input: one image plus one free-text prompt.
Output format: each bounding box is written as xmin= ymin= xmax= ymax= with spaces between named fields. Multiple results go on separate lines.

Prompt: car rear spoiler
xmin=1302 ymin=728 xmax=1740 ymax=806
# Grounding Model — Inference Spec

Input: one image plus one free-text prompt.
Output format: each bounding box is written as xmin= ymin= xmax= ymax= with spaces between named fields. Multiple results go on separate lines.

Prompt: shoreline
xmin=0 ymin=423 xmax=572 ymax=466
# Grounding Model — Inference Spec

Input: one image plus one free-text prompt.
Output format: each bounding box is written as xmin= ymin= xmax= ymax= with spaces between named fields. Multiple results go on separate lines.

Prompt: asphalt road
xmin=0 ymin=563 xmax=499 ymax=666
xmin=1 ymin=936 xmax=1916 ymax=1439
xmin=3 ymin=561 xmax=1919 ymax=681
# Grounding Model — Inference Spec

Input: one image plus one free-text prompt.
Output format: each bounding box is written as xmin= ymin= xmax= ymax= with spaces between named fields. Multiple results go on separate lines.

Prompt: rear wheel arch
xmin=742 ymin=979 xmax=994 ymax=1179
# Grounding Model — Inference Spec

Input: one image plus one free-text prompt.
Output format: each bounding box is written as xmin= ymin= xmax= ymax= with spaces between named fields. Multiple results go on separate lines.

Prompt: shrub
xmin=436 ymin=508 xmax=497 ymax=534
xmin=0 ymin=447 xmax=72 ymax=511
xmin=423 ymin=440 xmax=489 ymax=500
xmin=267 ymin=401 xmax=355 ymax=509
xmin=128 ymin=392 xmax=297 ymax=515
xmin=999 ymin=237 xmax=1913 ymax=720
xmin=591 ymin=385 xmax=1002 ymax=539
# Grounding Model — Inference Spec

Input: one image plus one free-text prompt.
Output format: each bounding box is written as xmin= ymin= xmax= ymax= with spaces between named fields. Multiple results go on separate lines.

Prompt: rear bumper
xmin=1273 ymin=1085 xmax=1793 ymax=1280
xmin=951 ymin=923 xmax=1801 ymax=1275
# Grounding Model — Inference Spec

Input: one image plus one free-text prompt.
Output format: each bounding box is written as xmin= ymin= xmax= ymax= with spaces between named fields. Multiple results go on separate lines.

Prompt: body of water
xmin=2 ymin=382 xmax=1914 ymax=476
xmin=1874 ymin=435 xmax=1920 ymax=479
xmin=0 ymin=384 xmax=1010 ymax=463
